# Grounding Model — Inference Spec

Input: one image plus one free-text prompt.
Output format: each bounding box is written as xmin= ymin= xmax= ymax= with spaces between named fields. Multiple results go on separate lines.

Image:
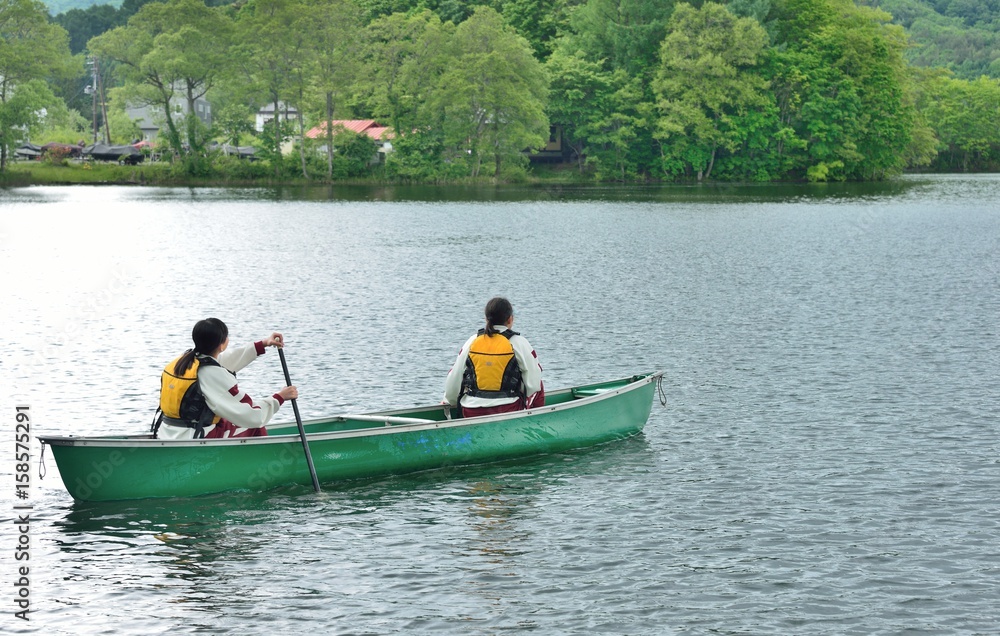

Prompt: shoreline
xmin=0 ymin=161 xmax=597 ymax=188
xmin=0 ymin=161 xmax=985 ymax=189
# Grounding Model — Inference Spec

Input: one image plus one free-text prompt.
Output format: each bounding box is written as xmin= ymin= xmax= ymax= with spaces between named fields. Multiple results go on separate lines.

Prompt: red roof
xmin=306 ymin=120 xmax=394 ymax=140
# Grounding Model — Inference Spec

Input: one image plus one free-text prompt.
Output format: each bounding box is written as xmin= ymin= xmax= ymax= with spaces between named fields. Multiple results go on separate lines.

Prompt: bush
xmin=211 ymin=154 xmax=271 ymax=181
xmin=385 ymin=131 xmax=467 ymax=181
xmin=42 ymin=146 xmax=71 ymax=167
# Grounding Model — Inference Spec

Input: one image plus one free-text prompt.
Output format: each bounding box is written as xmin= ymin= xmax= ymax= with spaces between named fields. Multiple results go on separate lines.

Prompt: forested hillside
xmin=861 ymin=0 xmax=1000 ymax=78
xmin=44 ymin=0 xmax=117 ymax=16
xmin=42 ymin=0 xmax=1000 ymax=80
xmin=4 ymin=0 xmax=999 ymax=181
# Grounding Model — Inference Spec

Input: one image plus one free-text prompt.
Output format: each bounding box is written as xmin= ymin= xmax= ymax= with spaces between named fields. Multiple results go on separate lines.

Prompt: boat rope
xmin=656 ymin=374 xmax=667 ymax=406
xmin=38 ymin=442 xmax=47 ymax=480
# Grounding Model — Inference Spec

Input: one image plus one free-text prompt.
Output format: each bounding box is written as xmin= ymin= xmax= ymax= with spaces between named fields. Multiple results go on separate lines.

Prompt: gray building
xmin=126 ymin=93 xmax=212 ymax=141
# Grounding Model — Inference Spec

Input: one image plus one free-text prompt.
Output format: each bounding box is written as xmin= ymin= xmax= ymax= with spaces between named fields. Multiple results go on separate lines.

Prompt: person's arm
xmin=216 ymin=333 xmax=283 ymax=374
xmin=512 ymin=336 xmax=543 ymax=398
xmin=443 ymin=336 xmax=475 ymax=405
xmin=199 ymin=365 xmax=285 ymax=429
xmin=217 ymin=341 xmax=266 ymax=374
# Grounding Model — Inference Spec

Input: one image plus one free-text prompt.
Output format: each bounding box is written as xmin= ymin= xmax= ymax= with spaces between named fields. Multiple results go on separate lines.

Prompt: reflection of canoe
xmin=39 ymin=373 xmax=662 ymax=502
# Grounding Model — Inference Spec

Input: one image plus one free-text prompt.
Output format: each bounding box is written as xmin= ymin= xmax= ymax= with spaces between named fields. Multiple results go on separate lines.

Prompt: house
xmin=125 ymin=93 xmax=212 ymax=141
xmin=255 ymin=102 xmax=304 ymax=154
xmin=256 ymin=102 xmax=302 ymax=133
xmin=305 ymin=120 xmax=395 ymax=161
xmin=526 ymin=125 xmax=569 ymax=163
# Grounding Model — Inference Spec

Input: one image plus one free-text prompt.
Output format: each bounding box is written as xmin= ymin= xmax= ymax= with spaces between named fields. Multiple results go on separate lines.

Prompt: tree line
xmin=3 ymin=0 xmax=1000 ymax=181
xmin=861 ymin=0 xmax=1000 ymax=79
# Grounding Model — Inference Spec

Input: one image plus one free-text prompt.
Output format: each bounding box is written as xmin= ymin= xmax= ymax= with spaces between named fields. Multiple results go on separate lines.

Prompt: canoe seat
xmin=571 ymin=388 xmax=612 ymax=399
xmin=342 ymin=414 xmax=437 ymax=426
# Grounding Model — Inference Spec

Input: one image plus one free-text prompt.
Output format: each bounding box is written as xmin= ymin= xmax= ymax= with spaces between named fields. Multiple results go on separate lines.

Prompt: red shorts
xmin=461 ymin=387 xmax=545 ymax=418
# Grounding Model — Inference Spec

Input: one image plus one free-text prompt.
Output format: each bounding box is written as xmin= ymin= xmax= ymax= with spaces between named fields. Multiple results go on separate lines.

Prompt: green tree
xmin=920 ymin=73 xmax=1000 ymax=171
xmin=352 ymin=0 xmax=417 ymax=22
xmin=725 ymin=0 xmax=771 ymax=22
xmin=585 ymin=72 xmax=652 ymax=180
xmin=278 ymin=4 xmax=317 ymax=178
xmin=52 ymin=4 xmax=120 ymax=55
xmin=545 ymin=50 xmax=619 ymax=172
xmin=903 ymin=66 xmax=948 ymax=171
xmin=232 ymin=0 xmax=306 ymax=177
xmin=307 ymin=0 xmax=364 ymax=180
xmin=104 ymin=86 xmax=142 ymax=143
xmin=767 ymin=0 xmax=914 ymax=180
xmin=0 ymin=0 xmax=76 ymax=171
xmin=328 ymin=128 xmax=377 ymax=178
xmin=499 ymin=0 xmax=571 ymax=60
xmin=214 ymin=103 xmax=256 ymax=148
xmin=35 ymin=96 xmax=90 ymax=144
xmin=118 ymin=0 xmax=159 ymax=20
xmin=653 ymin=2 xmax=772 ymax=180
xmin=88 ymin=0 xmax=233 ymax=162
xmin=359 ymin=10 xmax=453 ymax=139
xmin=430 ymin=6 xmax=549 ymax=177
xmin=558 ymin=0 xmax=674 ymax=79
xmin=866 ymin=0 xmax=1000 ymax=80
xmin=550 ymin=0 xmax=673 ymax=179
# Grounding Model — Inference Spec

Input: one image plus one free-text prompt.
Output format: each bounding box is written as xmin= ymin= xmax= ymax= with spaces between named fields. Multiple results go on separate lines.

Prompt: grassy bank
xmin=1 ymin=162 xmax=178 ymax=186
xmin=1 ymin=159 xmax=597 ymax=187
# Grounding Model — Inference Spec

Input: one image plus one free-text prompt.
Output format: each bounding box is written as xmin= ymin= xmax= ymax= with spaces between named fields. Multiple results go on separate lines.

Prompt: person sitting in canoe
xmin=153 ymin=317 xmax=298 ymax=439
xmin=443 ymin=297 xmax=544 ymax=418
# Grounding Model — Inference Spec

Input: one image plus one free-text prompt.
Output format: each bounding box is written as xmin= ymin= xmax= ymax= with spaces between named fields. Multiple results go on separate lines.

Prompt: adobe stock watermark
xmin=12 ymin=406 xmax=33 ymax=621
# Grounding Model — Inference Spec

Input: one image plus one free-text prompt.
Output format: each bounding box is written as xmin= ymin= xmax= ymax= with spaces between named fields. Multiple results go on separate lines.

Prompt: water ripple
xmin=3 ymin=177 xmax=1000 ymax=634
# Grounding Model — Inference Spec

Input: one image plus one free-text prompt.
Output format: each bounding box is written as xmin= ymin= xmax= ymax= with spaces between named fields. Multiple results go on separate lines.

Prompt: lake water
xmin=1 ymin=176 xmax=998 ymax=634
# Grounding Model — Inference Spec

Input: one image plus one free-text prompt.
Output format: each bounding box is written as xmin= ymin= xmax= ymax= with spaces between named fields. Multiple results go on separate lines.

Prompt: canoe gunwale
xmin=38 ymin=372 xmax=662 ymax=449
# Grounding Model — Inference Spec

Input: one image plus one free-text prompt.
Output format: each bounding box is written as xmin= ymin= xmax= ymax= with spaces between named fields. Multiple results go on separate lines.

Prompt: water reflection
xmin=259 ymin=179 xmax=929 ymax=203
xmin=465 ymin=479 xmax=531 ymax=561
xmin=449 ymin=436 xmax=658 ymax=565
xmin=6 ymin=178 xmax=934 ymax=206
xmin=51 ymin=492 xmax=289 ymax=618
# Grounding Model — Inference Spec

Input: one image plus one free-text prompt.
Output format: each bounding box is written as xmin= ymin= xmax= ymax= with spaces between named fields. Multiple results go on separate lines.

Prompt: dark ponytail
xmin=484 ymin=297 xmax=513 ymax=336
xmin=174 ymin=317 xmax=229 ymax=374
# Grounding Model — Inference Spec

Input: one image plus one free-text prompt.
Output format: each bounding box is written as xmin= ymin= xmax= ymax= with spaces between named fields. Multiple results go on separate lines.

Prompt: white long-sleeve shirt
xmin=158 ymin=341 xmax=285 ymax=439
xmin=443 ymin=326 xmax=542 ymax=409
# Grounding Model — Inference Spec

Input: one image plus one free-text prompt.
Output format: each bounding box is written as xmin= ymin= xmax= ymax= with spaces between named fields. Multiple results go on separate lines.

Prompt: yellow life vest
xmin=155 ymin=353 xmax=220 ymax=436
xmin=462 ymin=329 xmax=523 ymax=399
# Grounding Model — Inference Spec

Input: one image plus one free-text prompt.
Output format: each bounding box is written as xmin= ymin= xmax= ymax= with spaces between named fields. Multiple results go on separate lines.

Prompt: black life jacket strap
xmin=475 ymin=328 xmax=519 ymax=338
xmin=150 ymin=407 xmax=164 ymax=438
xmin=196 ymin=355 xmax=221 ymax=369
xmin=188 ymin=354 xmax=222 ymax=438
xmin=195 ymin=403 xmax=215 ymax=439
xmin=160 ymin=415 xmax=212 ymax=439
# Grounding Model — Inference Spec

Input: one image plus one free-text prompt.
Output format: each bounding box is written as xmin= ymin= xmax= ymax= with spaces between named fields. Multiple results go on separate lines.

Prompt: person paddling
xmin=154 ymin=317 xmax=298 ymax=439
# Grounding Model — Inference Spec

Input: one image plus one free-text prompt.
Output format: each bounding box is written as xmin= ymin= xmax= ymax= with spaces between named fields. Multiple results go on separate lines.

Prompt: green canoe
xmin=39 ymin=373 xmax=663 ymax=502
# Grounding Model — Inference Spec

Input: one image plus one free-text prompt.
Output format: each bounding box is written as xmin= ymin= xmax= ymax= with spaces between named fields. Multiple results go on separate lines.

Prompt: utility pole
xmin=86 ymin=57 xmax=97 ymax=143
xmin=95 ymin=57 xmax=111 ymax=144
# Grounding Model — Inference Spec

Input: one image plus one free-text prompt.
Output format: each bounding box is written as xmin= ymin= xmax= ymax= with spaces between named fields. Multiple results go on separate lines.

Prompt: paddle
xmin=278 ymin=347 xmax=321 ymax=493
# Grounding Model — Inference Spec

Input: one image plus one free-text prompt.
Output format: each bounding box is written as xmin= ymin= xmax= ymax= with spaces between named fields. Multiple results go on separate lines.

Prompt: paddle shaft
xmin=278 ymin=347 xmax=321 ymax=492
